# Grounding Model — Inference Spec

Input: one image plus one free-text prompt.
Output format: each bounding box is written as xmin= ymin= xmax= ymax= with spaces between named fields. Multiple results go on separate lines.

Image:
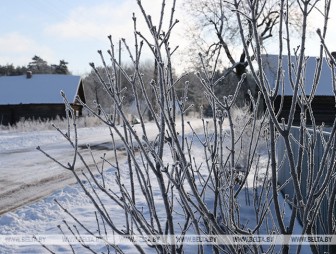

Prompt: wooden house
xmin=0 ymin=73 xmax=85 ymax=125
xmin=262 ymin=54 xmax=336 ymax=126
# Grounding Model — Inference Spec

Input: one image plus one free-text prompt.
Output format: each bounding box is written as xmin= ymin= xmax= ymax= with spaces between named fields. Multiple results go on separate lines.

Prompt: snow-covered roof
xmin=261 ymin=54 xmax=334 ymax=96
xmin=0 ymin=74 xmax=82 ymax=105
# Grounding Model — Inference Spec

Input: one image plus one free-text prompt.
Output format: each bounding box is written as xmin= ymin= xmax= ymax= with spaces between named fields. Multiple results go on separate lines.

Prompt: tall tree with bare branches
xmin=182 ymin=0 xmax=301 ymax=75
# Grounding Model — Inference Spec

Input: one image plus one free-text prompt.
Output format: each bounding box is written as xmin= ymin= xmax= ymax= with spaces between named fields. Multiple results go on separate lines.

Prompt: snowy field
xmin=0 ymin=118 xmax=312 ymax=253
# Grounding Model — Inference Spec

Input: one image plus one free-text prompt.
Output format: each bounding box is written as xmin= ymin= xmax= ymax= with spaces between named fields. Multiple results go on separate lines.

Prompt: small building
xmin=0 ymin=73 xmax=85 ymax=125
xmin=262 ymin=54 xmax=336 ymax=126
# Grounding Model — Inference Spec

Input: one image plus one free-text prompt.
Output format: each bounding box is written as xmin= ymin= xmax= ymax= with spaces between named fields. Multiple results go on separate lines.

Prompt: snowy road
xmin=0 ymin=119 xmax=203 ymax=215
xmin=0 ymin=126 xmax=120 ymax=215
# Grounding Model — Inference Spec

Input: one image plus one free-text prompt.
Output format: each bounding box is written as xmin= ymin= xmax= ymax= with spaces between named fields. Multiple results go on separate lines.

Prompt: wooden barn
xmin=0 ymin=73 xmax=85 ymax=125
xmin=262 ymin=54 xmax=336 ymax=126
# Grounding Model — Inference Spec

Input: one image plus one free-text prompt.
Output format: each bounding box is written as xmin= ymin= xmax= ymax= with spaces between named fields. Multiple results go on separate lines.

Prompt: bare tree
xmin=180 ymin=0 xmax=300 ymax=112
xmin=38 ymin=0 xmax=336 ymax=253
xmin=182 ymin=0 xmax=301 ymax=75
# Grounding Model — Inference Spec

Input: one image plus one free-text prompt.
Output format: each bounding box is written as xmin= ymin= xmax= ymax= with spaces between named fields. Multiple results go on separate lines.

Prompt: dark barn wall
xmin=274 ymin=96 xmax=336 ymax=126
xmin=0 ymin=104 xmax=82 ymax=126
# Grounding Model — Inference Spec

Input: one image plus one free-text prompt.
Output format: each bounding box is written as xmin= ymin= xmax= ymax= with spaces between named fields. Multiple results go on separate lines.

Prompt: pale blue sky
xmin=0 ymin=0 xmax=335 ymax=76
xmin=0 ymin=0 xmax=167 ymax=75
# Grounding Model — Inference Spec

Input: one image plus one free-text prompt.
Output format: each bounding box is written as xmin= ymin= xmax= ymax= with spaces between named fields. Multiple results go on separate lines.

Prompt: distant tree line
xmin=83 ymin=61 xmax=187 ymax=116
xmin=0 ymin=55 xmax=70 ymax=76
xmin=83 ymin=61 xmax=260 ymax=117
xmin=83 ymin=62 xmax=162 ymax=116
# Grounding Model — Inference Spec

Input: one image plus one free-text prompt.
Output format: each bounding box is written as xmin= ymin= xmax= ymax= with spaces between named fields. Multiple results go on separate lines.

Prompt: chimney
xmin=26 ymin=71 xmax=32 ymax=79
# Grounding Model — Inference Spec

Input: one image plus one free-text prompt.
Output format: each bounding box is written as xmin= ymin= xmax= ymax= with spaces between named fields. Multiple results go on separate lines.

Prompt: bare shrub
xmin=38 ymin=0 xmax=336 ymax=253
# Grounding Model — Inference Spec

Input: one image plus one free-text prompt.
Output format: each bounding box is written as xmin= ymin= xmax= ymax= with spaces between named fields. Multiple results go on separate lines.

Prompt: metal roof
xmin=261 ymin=54 xmax=334 ymax=96
xmin=0 ymin=74 xmax=82 ymax=105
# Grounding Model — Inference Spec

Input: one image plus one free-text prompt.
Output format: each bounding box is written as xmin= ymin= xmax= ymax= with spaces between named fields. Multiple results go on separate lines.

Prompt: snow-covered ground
xmin=0 ymin=125 xmax=116 ymax=215
xmin=0 ymin=118 xmax=312 ymax=253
